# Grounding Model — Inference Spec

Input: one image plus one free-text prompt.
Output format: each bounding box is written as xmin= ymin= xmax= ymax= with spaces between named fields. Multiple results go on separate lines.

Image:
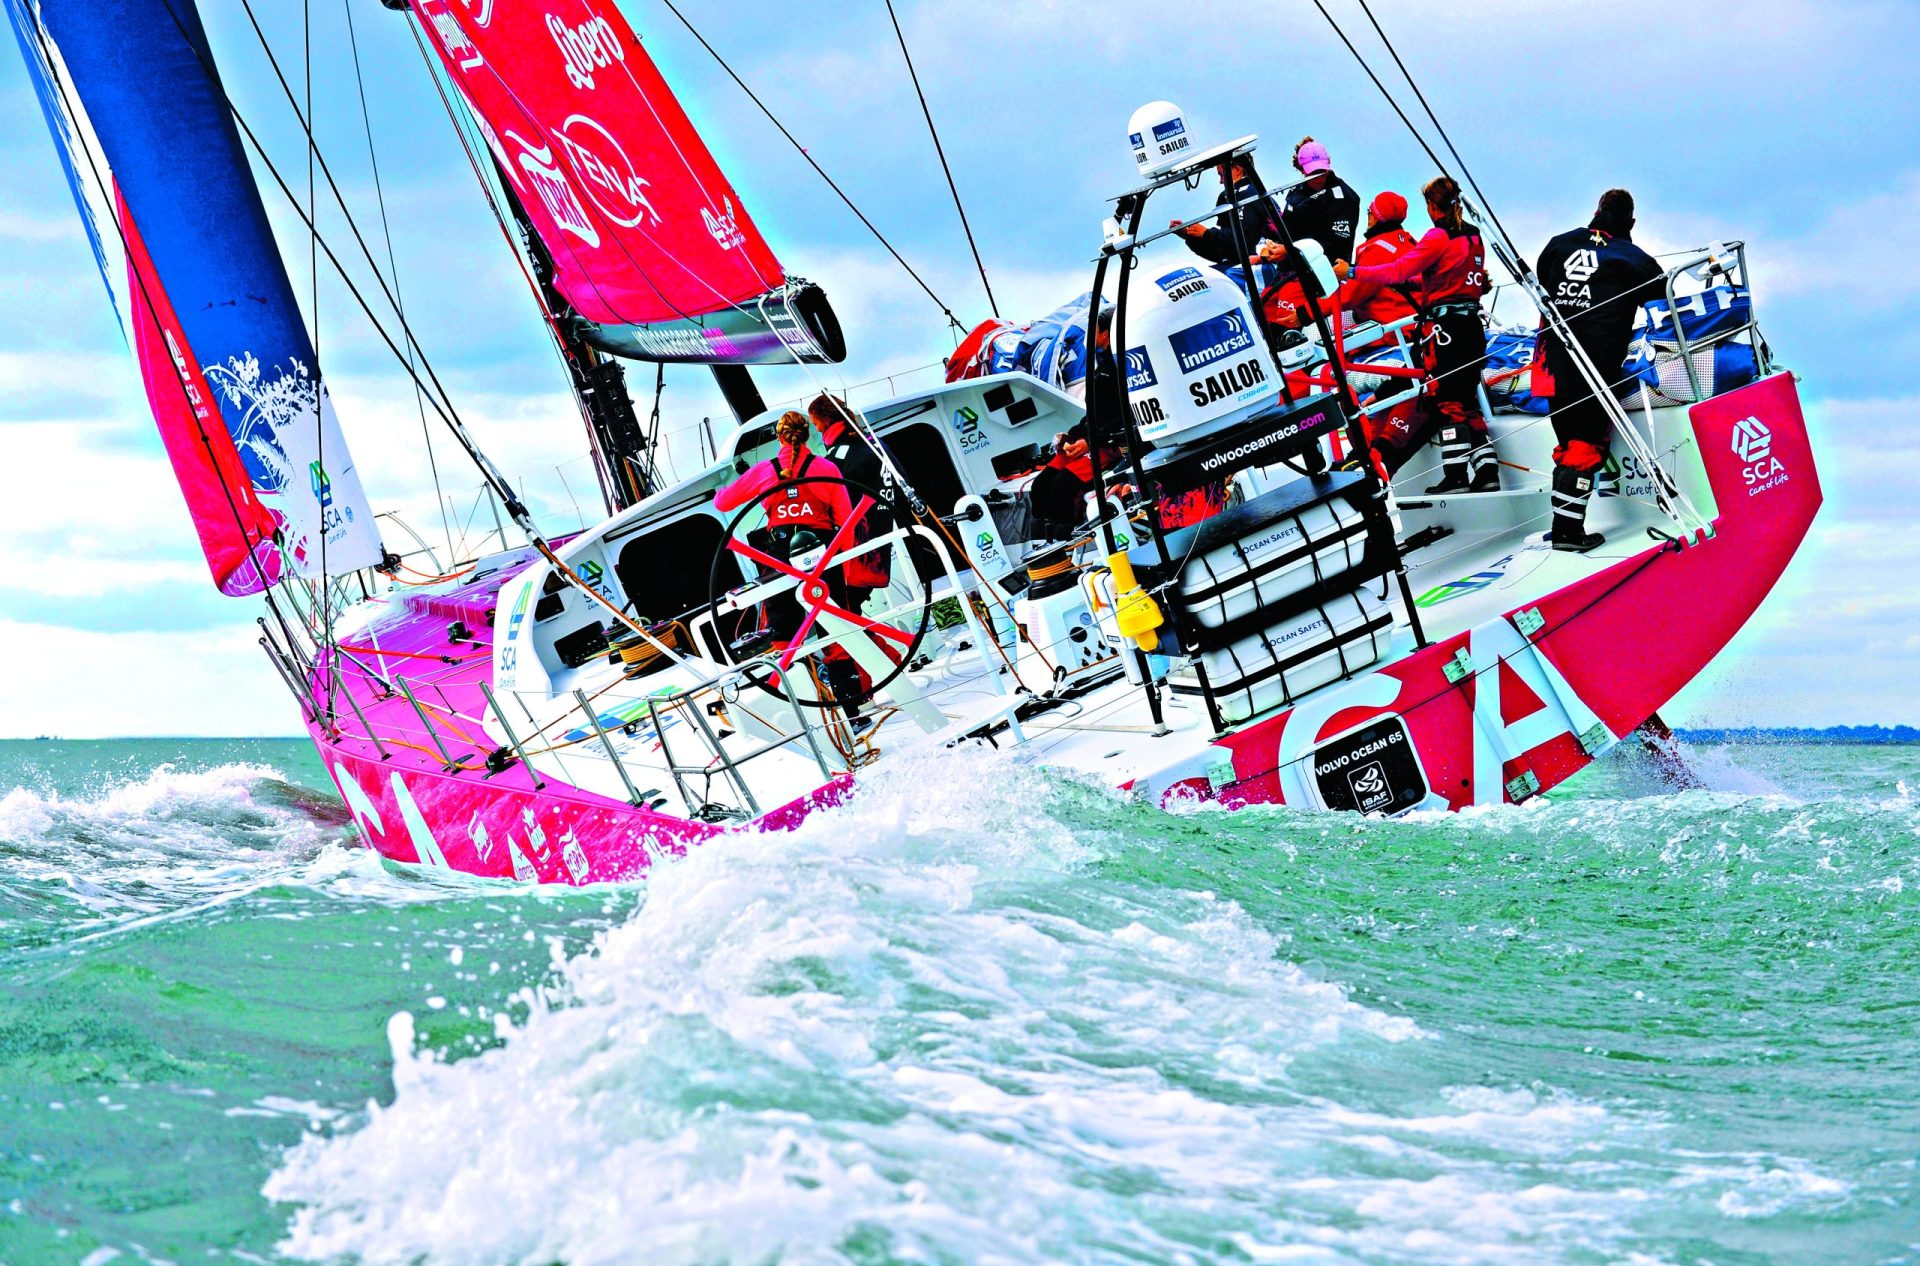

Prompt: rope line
xmin=884 ymin=0 xmax=997 ymax=318
xmin=655 ymin=0 xmax=962 ymax=327
xmin=342 ymin=0 xmax=454 ymax=566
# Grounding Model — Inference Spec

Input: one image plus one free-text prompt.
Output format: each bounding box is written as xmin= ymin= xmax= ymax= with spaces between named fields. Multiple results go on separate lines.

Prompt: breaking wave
xmin=0 ymin=762 xmax=479 ymax=954
xmin=262 ymin=745 xmax=1886 ymax=1265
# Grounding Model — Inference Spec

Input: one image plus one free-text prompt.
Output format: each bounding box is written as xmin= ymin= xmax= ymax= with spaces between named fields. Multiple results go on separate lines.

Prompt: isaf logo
xmin=1731 ymin=414 xmax=1771 ymax=463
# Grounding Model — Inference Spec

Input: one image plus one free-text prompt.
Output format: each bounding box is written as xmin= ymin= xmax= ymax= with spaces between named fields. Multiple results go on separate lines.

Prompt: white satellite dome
xmin=1128 ymin=100 xmax=1194 ymax=178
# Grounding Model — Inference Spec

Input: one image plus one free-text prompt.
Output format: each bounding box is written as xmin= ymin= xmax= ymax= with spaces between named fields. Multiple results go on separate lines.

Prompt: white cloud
xmin=0 ymin=619 xmax=298 ymax=737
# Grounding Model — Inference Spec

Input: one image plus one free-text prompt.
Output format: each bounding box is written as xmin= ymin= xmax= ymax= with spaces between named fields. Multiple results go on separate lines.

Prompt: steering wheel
xmin=706 ymin=473 xmax=935 ymax=709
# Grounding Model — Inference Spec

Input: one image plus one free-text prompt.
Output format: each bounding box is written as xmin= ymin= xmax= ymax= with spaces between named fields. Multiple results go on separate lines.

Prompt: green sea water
xmin=0 ymin=736 xmax=1915 ymax=1265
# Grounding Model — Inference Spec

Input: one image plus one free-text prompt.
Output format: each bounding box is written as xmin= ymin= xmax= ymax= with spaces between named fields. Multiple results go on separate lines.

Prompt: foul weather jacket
xmin=816 ymin=419 xmax=903 ymax=588
xmin=1184 ymin=174 xmax=1362 ymax=270
xmin=1353 ymin=223 xmax=1488 ymax=308
xmin=1338 ymin=221 xmax=1420 ymax=325
xmin=1534 ymin=224 xmax=1664 ymax=360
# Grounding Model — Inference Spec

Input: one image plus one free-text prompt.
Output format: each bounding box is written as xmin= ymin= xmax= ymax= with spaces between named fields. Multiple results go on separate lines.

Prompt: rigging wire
xmin=654 ymin=0 xmax=964 ymax=330
xmin=301 ymin=0 xmax=339 ymax=723
xmin=1305 ymin=0 xmax=1449 ymax=174
xmin=883 ymin=0 xmax=998 ymax=319
xmin=342 ymin=0 xmax=455 ymax=567
xmin=164 ymin=0 xmax=539 ymax=544
xmin=1350 ymin=0 xmax=1525 ymax=277
xmin=1319 ymin=0 xmax=1705 ymax=534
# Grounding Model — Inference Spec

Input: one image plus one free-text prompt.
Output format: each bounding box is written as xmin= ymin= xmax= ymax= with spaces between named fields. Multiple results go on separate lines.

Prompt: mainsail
xmin=405 ymin=0 xmax=844 ymax=365
xmin=9 ymin=0 xmax=384 ymax=590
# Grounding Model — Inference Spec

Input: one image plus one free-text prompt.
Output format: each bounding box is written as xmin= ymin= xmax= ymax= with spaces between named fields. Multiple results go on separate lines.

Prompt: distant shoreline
xmin=1675 ymin=726 xmax=1920 ymax=746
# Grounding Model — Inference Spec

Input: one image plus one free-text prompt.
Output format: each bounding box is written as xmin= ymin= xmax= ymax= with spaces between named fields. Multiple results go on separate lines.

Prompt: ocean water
xmin=0 ymin=737 xmax=1915 ymax=1265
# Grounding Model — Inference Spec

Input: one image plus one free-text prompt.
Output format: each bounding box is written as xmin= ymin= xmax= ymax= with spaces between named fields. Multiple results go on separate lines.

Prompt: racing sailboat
xmin=7 ymin=0 xmax=1820 ymax=882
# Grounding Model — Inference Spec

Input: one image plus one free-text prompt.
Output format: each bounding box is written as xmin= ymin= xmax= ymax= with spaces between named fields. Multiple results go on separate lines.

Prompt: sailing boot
xmin=823 ymin=659 xmax=871 ymax=733
xmin=1464 ymin=430 xmax=1501 ymax=492
xmin=1549 ymin=463 xmax=1606 ymax=552
xmin=1428 ymin=418 xmax=1482 ymax=491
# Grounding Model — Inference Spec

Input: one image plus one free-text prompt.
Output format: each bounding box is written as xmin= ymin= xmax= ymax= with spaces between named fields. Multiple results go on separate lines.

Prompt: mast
xmin=492 ymin=156 xmax=655 ymax=511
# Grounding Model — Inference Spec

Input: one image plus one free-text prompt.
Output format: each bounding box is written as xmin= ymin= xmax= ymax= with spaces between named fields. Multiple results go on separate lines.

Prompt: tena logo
xmin=506 ymin=130 xmax=601 ymax=246
xmin=557 ymin=114 xmax=658 ymax=229
xmin=1124 ymin=346 xmax=1158 ymax=391
xmin=1731 ymin=414 xmax=1772 ymax=463
xmin=1168 ymin=309 xmax=1255 ymax=374
xmin=429 ymin=8 xmax=482 ymax=70
xmin=703 ymin=197 xmax=747 ymax=250
xmin=1563 ymin=247 xmax=1600 ymax=283
xmin=549 ymin=10 xmax=625 ymax=90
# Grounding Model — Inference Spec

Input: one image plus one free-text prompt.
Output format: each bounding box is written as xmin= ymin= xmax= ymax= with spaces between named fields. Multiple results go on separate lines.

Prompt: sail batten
xmin=406 ymin=0 xmax=843 ymax=366
xmin=11 ymin=0 xmax=384 ymax=590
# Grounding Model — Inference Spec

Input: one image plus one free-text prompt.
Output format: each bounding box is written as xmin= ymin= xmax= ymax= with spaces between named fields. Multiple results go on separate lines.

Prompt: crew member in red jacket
xmin=1338 ymin=191 xmax=1419 ymax=327
xmin=1336 ymin=175 xmax=1498 ymax=493
xmin=714 ymin=411 xmax=873 ymax=724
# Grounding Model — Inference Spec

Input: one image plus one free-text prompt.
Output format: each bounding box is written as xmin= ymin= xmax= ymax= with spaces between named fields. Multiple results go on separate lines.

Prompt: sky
xmin=0 ymin=0 xmax=1914 ymax=737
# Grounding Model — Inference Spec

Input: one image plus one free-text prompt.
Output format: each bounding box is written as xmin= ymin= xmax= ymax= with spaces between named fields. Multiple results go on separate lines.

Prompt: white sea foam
xmin=0 ymin=761 xmax=495 ymax=929
xmin=262 ymin=745 xmax=1754 ymax=1266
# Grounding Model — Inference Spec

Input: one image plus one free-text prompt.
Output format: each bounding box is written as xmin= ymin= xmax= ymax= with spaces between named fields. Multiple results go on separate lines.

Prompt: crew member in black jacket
xmin=1176 ymin=140 xmax=1359 ymax=274
xmin=1535 ymin=189 xmax=1665 ymax=551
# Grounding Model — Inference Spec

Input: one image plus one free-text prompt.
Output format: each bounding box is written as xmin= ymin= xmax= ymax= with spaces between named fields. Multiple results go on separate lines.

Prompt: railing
xmin=1652 ymin=241 xmax=1765 ymax=401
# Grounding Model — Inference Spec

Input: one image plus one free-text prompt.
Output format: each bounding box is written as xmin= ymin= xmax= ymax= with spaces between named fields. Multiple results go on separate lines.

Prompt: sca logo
xmin=950 ymin=405 xmax=988 ymax=452
xmin=1733 ymin=415 xmax=1787 ymax=494
xmin=309 ymin=460 xmax=333 ymax=509
xmin=1556 ymin=247 xmax=1600 ymax=306
xmin=1563 ymin=247 xmax=1599 ymax=283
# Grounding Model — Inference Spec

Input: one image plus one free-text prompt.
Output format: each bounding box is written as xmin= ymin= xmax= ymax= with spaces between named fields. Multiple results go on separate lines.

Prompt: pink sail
xmin=121 ymin=189 xmax=284 ymax=596
xmin=409 ymin=0 xmax=786 ymax=327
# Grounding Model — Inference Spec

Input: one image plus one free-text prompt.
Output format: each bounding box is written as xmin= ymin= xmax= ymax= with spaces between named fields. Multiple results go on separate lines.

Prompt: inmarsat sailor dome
xmin=1128 ymin=100 xmax=1193 ymax=178
xmin=1121 ymin=264 xmax=1280 ymax=443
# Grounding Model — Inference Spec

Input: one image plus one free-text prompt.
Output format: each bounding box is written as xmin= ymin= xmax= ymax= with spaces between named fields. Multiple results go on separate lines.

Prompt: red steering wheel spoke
xmin=708 ymin=473 xmax=932 ymax=710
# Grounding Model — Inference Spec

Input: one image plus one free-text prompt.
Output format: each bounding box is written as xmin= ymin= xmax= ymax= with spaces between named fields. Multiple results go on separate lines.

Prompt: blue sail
xmin=4 ymin=0 xmax=119 ymax=328
xmin=19 ymin=0 xmax=382 ymax=578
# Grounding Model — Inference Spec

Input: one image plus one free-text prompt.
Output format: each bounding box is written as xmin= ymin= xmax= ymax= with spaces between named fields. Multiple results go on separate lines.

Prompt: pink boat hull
xmin=313 ymin=373 xmax=1819 ymax=881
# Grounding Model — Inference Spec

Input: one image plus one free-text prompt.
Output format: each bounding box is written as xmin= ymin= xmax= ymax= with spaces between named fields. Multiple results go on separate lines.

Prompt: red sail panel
xmin=410 ymin=0 xmax=785 ymax=327
xmin=121 ymin=189 xmax=284 ymax=596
